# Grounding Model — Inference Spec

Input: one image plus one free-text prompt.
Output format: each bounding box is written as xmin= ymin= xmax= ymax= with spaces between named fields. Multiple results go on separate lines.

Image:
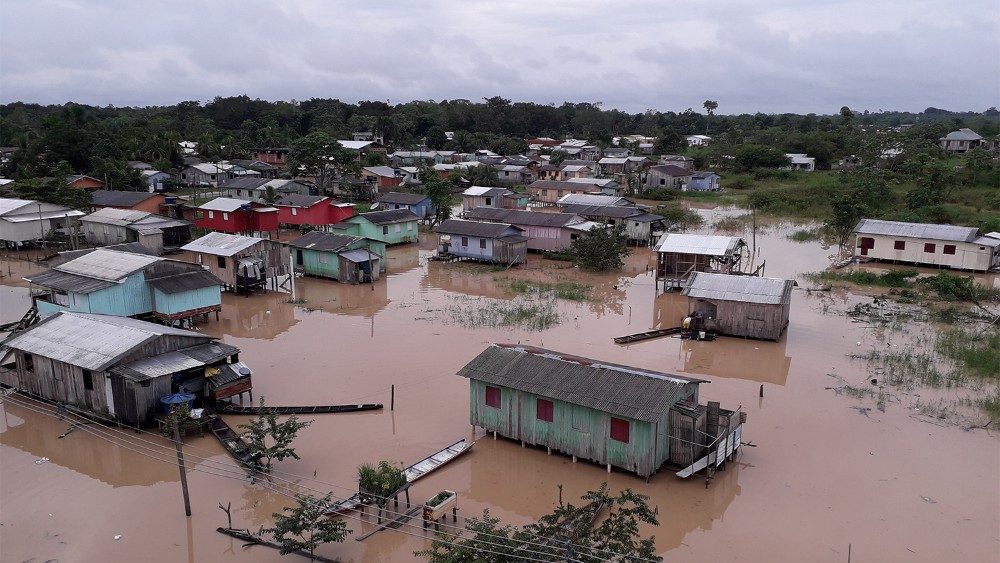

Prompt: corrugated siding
xmin=86 ymin=272 xmax=153 ymax=316
xmin=153 ymin=285 xmax=222 ymax=315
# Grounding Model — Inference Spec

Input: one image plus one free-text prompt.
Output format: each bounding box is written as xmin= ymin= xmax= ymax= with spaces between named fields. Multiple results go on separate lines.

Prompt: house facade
xmin=182 ymin=232 xmax=291 ymax=291
xmin=854 ymin=219 xmax=1000 ymax=271
xmin=80 ymin=207 xmax=192 ymax=254
xmin=263 ymin=194 xmax=355 ymax=227
xmin=251 ymin=148 xmax=289 ymax=167
xmin=90 ymin=190 xmax=168 ymax=214
xmin=434 ymin=219 xmax=528 ymax=265
xmin=288 ymin=231 xmax=385 ymax=283
xmin=340 ymin=209 xmax=420 ymax=245
xmin=646 ymin=165 xmax=694 ymax=189
xmin=193 ymin=198 xmax=279 ymax=235
xmin=0 ymin=198 xmax=84 ymax=245
xmin=461 ymin=186 xmax=525 ymax=214
xmin=687 ymin=172 xmax=721 ymax=192
xmin=682 ymin=272 xmax=794 ymax=341
xmin=376 ymin=192 xmax=433 ymax=219
xmin=459 ymin=344 xmax=709 ymax=477
xmin=361 ymin=166 xmax=402 ymax=191
xmin=655 ymin=234 xmax=747 ymax=291
xmin=465 ymin=207 xmax=586 ymax=252
xmin=938 ymin=128 xmax=985 ymax=153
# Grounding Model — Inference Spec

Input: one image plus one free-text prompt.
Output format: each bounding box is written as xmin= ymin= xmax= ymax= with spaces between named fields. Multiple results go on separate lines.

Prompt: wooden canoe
xmin=403 ymin=438 xmax=472 ymax=483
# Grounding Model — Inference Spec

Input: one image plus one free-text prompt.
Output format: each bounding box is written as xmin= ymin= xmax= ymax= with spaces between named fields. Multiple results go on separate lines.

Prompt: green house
xmin=288 ymin=231 xmax=386 ymax=284
xmin=458 ymin=344 xmax=708 ymax=478
xmin=340 ymin=209 xmax=419 ymax=245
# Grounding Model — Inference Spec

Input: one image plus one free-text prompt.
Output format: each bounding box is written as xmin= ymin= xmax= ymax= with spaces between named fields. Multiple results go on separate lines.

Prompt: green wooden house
xmin=458 ymin=344 xmax=710 ymax=478
xmin=339 ymin=209 xmax=419 ymax=245
xmin=287 ymin=231 xmax=386 ymax=284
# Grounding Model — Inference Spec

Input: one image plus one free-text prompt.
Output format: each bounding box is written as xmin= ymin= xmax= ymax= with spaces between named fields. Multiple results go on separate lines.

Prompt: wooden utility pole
xmin=172 ymin=413 xmax=193 ymax=517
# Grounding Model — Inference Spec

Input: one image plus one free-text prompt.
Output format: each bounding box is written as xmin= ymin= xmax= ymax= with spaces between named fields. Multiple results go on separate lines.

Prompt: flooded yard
xmin=2 ymin=211 xmax=998 ymax=562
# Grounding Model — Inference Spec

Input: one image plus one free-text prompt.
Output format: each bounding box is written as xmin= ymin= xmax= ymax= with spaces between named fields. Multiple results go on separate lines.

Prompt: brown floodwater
xmin=2 ymin=211 xmax=998 ymax=562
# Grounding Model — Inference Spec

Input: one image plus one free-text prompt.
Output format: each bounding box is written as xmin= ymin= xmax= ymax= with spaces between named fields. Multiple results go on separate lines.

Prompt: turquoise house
xmin=288 ymin=231 xmax=386 ymax=284
xmin=458 ymin=344 xmax=711 ymax=478
xmin=339 ymin=209 xmax=419 ymax=245
xmin=26 ymin=248 xmax=223 ymax=324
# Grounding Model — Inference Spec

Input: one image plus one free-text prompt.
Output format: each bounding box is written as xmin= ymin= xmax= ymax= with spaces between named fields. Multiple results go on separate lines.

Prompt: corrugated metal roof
xmin=209 ymin=361 xmax=252 ymax=388
xmin=274 ymin=194 xmax=327 ymax=208
xmin=4 ymin=209 xmax=84 ymax=222
xmin=340 ymin=249 xmax=380 ymax=263
xmin=83 ymin=207 xmax=152 ymax=225
xmin=940 ymin=128 xmax=983 ymax=141
xmin=145 ymin=261 xmax=222 ymax=294
xmin=111 ymin=342 xmax=238 ymax=381
xmin=560 ymin=204 xmax=642 ymax=218
xmin=656 ymin=234 xmax=744 ymax=256
xmin=287 ymin=231 xmax=361 ymax=252
xmin=199 ymin=198 xmax=251 ymax=212
xmin=24 ymin=269 xmax=117 ymax=293
xmin=182 ymin=232 xmax=262 ymax=256
xmin=377 ymin=192 xmax=429 ymax=205
xmin=55 ymin=249 xmax=160 ymax=281
xmin=466 ymin=207 xmax=584 ymax=228
xmin=682 ymin=272 xmax=794 ymax=305
xmin=457 ymin=345 xmax=705 ymax=423
xmin=355 ymin=209 xmax=419 ymax=225
xmin=3 ymin=312 xmax=209 ymax=371
xmin=435 ymin=219 xmax=523 ymax=238
xmin=462 ymin=186 xmax=511 ymax=197
xmin=557 ymin=194 xmax=632 ymax=207
xmin=0 ymin=198 xmax=35 ymax=215
xmin=853 ymin=219 xmax=979 ymax=243
xmin=90 ymin=190 xmax=157 ymax=208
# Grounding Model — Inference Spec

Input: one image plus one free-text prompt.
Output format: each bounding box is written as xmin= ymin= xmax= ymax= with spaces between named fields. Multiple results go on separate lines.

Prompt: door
xmin=859 ymin=237 xmax=874 ymax=256
xmin=296 ymin=249 xmax=304 ymax=266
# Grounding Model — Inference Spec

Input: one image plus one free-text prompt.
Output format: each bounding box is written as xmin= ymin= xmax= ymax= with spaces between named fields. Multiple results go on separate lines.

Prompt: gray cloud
xmin=1 ymin=0 xmax=997 ymax=113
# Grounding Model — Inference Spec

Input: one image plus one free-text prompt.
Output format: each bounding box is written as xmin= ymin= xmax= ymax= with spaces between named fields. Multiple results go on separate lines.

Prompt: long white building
xmin=854 ymin=219 xmax=1000 ymax=272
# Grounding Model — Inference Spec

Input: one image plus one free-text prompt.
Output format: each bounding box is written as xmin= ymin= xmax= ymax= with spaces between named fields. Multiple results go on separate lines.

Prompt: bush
xmin=654 ymin=202 xmax=704 ymax=229
xmin=639 ymin=187 xmax=678 ymax=201
xmin=919 ymin=272 xmax=1000 ymax=303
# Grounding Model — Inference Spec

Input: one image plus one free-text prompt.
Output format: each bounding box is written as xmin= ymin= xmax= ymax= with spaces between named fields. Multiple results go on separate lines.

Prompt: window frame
xmin=217 ymin=256 xmax=226 ymax=269
xmin=479 ymin=238 xmax=487 ymax=249
xmin=894 ymin=240 xmax=905 ymax=250
xmin=485 ymin=386 xmax=501 ymax=409
xmin=83 ymin=369 xmax=94 ymax=391
xmin=610 ymin=417 xmax=630 ymax=443
xmin=924 ymin=243 xmax=936 ymax=253
xmin=943 ymin=244 xmax=956 ymax=255
xmin=536 ymin=398 xmax=554 ymax=423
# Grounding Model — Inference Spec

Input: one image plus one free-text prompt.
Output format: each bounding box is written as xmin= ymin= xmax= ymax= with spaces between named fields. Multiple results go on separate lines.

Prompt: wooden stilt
xmin=572 ymin=455 xmax=577 ymax=463
xmin=492 ymin=431 xmax=496 ymax=440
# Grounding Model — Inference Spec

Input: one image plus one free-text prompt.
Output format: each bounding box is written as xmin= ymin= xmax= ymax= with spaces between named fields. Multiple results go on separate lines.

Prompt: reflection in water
xmin=215 ymin=290 xmax=298 ymax=340
xmin=679 ymin=337 xmax=792 ymax=385
xmin=293 ymin=276 xmax=389 ymax=318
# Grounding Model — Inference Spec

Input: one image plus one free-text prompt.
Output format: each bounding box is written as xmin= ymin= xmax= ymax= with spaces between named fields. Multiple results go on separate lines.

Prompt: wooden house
xmin=90 ymin=190 xmax=167 ymax=214
xmin=0 ymin=198 xmax=84 ymax=245
xmin=458 ymin=344 xmax=738 ymax=478
xmin=655 ymin=234 xmax=747 ymax=291
xmin=81 ymin=207 xmax=192 ymax=254
xmin=181 ymin=232 xmax=290 ymax=292
xmin=66 ymin=175 xmax=106 ymax=190
xmin=681 ymin=272 xmax=794 ymax=341
xmin=288 ymin=231 xmax=385 ymax=283
xmin=193 ymin=198 xmax=279 ymax=236
xmin=361 ymin=166 xmax=402 ymax=192
xmin=376 ymin=192 xmax=433 ymax=220
xmin=853 ymin=219 xmax=1000 ymax=272
xmin=257 ymin=194 xmax=355 ymax=228
xmin=465 ymin=207 xmax=586 ymax=252
xmin=526 ymin=180 xmax=601 ymax=204
xmin=559 ymin=204 xmax=666 ymax=246
xmin=25 ymin=248 xmax=223 ymax=323
xmin=251 ymin=147 xmax=289 ymax=167
xmin=434 ymin=219 xmax=528 ymax=265
xmin=460 ymin=186 xmax=526 ymax=214
xmin=687 ymin=172 xmax=721 ymax=192
xmin=1 ymin=312 xmax=250 ymax=427
xmin=217 ymin=177 xmax=311 ymax=202
xmin=339 ymin=209 xmax=420 ymax=245
xmin=557 ymin=193 xmax=634 ymax=207
xmin=646 ymin=165 xmax=693 ymax=189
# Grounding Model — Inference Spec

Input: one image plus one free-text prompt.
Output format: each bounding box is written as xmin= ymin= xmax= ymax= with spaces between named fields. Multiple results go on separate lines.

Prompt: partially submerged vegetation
xmin=809 ymin=269 xmax=1000 ymax=304
xmin=508 ymin=279 xmax=591 ymax=301
xmin=446 ymin=294 xmax=560 ymax=331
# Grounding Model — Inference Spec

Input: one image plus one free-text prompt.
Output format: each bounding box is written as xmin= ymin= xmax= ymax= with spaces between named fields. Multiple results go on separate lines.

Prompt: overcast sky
xmin=1 ymin=0 xmax=997 ymax=114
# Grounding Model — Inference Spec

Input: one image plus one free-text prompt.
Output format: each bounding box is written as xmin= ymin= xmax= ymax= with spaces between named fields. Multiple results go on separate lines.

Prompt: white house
xmin=854 ymin=219 xmax=1000 ymax=272
xmin=0 ymin=198 xmax=84 ymax=245
xmin=784 ymin=154 xmax=816 ymax=172
xmin=938 ymin=128 xmax=985 ymax=153
xmin=685 ymin=135 xmax=712 ymax=147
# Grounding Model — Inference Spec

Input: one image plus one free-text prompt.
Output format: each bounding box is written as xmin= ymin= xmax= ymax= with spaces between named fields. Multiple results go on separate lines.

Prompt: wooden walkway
xmin=214 ymin=403 xmax=383 ymax=415
xmin=613 ymin=326 xmax=683 ymax=344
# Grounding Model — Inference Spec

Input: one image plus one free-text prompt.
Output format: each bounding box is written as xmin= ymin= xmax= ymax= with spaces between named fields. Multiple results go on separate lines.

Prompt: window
xmin=83 ymin=369 xmax=93 ymax=390
xmin=208 ymin=211 xmax=215 ymax=219
xmin=660 ymin=178 xmax=666 ymax=185
xmin=924 ymin=243 xmax=936 ymax=253
xmin=195 ymin=211 xmax=204 ymax=220
xmin=461 ymin=236 xmax=469 ymax=247
xmin=407 ymin=222 xmax=413 ymax=231
xmin=395 ymin=224 xmax=401 ymax=233
xmin=610 ymin=417 xmax=630 ymax=443
xmin=217 ymin=256 xmax=226 ymax=268
xmin=894 ymin=240 xmax=905 ymax=250
xmin=22 ymin=354 xmax=33 ymax=372
xmin=485 ymin=386 xmax=501 ymax=408
xmin=479 ymin=238 xmax=487 ymax=249
xmin=291 ymin=208 xmax=297 ymax=216
xmin=943 ymin=245 xmax=956 ymax=255
xmin=223 ymin=212 xmax=229 ymax=221
xmin=536 ymin=398 xmax=554 ymax=422
xmin=382 ymin=226 xmax=389 ymax=235
xmin=485 ymin=197 xmax=492 ymax=206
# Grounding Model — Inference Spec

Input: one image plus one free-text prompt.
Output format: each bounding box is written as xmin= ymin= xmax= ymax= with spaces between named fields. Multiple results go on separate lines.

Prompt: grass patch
xmin=936 ymin=329 xmax=1000 ymax=379
xmin=653 ymin=202 xmax=704 ymax=229
xmin=508 ymin=280 xmax=590 ymax=301
xmin=809 ymin=269 xmax=918 ymax=288
xmin=713 ymin=215 xmax=752 ymax=232
xmin=864 ymin=348 xmax=950 ymax=388
xmin=789 ymin=227 xmax=822 ymax=242
xmin=918 ymin=272 xmax=1000 ymax=303
xmin=977 ymin=389 xmax=1000 ymax=423
xmin=446 ymin=294 xmax=559 ymax=331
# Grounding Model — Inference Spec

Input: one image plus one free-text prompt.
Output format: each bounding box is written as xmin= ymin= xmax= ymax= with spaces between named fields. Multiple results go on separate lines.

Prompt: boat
xmin=403 ymin=438 xmax=472 ymax=483
xmin=613 ymin=326 xmax=682 ymax=344
xmin=325 ymin=493 xmax=364 ymax=516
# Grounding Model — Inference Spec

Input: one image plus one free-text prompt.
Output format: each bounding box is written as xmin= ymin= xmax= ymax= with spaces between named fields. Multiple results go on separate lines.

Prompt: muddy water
xmin=2 ymin=214 xmax=998 ymax=562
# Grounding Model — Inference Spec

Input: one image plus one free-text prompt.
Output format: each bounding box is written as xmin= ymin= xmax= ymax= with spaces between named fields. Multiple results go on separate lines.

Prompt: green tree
xmin=419 ymin=167 xmax=453 ymax=225
xmin=465 ymin=164 xmax=500 ymax=187
xmin=288 ymin=132 xmax=349 ymax=192
xmin=733 ymin=144 xmax=789 ymax=172
xmin=703 ymin=100 xmax=719 ymax=134
xmin=840 ymin=106 xmax=854 ymax=122
xmin=262 ymin=185 xmax=279 ymax=204
xmin=418 ymin=484 xmax=662 ymax=562
xmin=357 ymin=460 xmax=407 ymax=521
xmin=569 ymin=225 xmax=631 ymax=271
xmin=238 ymin=398 xmax=313 ymax=471
xmin=425 ymin=126 xmax=449 ymax=150
xmin=269 ymin=493 xmax=350 ymax=560
xmin=548 ymin=149 xmax=569 ymax=167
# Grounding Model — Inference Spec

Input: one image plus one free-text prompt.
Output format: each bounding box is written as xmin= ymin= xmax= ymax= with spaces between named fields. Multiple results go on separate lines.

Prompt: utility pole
xmin=171 ymin=411 xmax=193 ymax=517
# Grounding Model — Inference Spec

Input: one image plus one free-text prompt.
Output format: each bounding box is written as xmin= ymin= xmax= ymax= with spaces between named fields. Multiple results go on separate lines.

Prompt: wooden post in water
xmin=172 ymin=415 xmax=193 ymax=517
xmin=390 ymin=385 xmax=395 ymax=411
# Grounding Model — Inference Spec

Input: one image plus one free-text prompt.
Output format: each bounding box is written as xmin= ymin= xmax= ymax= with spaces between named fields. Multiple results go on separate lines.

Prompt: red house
xmin=194 ymin=198 xmax=279 ymax=235
xmin=254 ymin=194 xmax=356 ymax=227
xmin=251 ymin=148 xmax=289 ymax=167
xmin=361 ymin=166 xmax=401 ymax=192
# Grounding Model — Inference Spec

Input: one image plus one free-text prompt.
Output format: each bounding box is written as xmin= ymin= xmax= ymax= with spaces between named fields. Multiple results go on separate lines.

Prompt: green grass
xmin=789 ymin=227 xmax=822 ymax=242
xmin=508 ymin=280 xmax=591 ymax=301
xmin=937 ymin=330 xmax=1000 ymax=380
xmin=808 ymin=269 xmax=918 ymax=288
xmin=447 ymin=295 xmax=560 ymax=331
xmin=977 ymin=389 xmax=1000 ymax=423
xmin=918 ymin=272 xmax=1000 ymax=303
xmin=653 ymin=202 xmax=704 ymax=229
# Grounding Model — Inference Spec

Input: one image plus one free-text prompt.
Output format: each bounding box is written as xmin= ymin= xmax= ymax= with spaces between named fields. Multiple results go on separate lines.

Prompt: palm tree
xmin=703 ymin=100 xmax=719 ymax=134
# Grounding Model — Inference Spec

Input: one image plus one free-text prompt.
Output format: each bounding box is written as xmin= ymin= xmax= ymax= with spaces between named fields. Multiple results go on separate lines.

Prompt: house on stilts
xmin=287 ymin=231 xmax=385 ymax=283
xmin=181 ymin=232 xmax=290 ymax=294
xmin=458 ymin=344 xmax=745 ymax=478
xmin=655 ymin=233 xmax=748 ymax=291
xmin=681 ymin=272 xmax=794 ymax=341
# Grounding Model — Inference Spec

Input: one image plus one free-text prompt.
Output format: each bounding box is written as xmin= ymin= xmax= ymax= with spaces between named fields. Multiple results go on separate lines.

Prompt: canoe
xmin=403 ymin=438 xmax=472 ymax=483
xmin=325 ymin=492 xmax=363 ymax=516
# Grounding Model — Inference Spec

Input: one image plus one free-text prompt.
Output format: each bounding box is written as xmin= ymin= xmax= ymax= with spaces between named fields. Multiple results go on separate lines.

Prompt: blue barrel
xmin=160 ymin=393 xmax=196 ymax=414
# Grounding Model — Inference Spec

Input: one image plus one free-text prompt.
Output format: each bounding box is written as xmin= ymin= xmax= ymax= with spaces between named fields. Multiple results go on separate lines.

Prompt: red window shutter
xmin=894 ymin=240 xmax=905 ymax=250
xmin=610 ymin=417 xmax=630 ymax=443
xmin=924 ymin=243 xmax=936 ymax=253
xmin=536 ymin=399 xmax=554 ymax=422
xmin=485 ymin=386 xmax=501 ymax=408
xmin=943 ymin=245 xmax=956 ymax=255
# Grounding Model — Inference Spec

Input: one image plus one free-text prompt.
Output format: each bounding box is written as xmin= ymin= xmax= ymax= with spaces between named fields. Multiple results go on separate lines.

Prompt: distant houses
xmin=25 ymin=248 xmax=223 ymax=324
xmin=685 ymin=134 xmax=712 ymax=147
xmin=853 ymin=219 xmax=1000 ymax=272
xmin=376 ymin=192 xmax=433 ymax=220
xmin=361 ymin=166 xmax=402 ymax=192
xmin=1 ymin=312 xmax=249 ymax=427
xmin=288 ymin=231 xmax=385 ymax=284
xmin=0 ymin=198 xmax=84 ymax=246
xmin=80 ymin=207 xmax=192 ymax=254
xmin=434 ymin=219 xmax=528 ymax=265
xmin=527 ymin=180 xmax=601 ymax=204
xmin=217 ymin=177 xmax=312 ymax=202
xmin=181 ymin=232 xmax=291 ymax=293
xmin=339 ymin=209 xmax=420 ymax=245
xmin=784 ymin=154 xmax=816 ymax=172
xmin=681 ymin=272 xmax=794 ymax=341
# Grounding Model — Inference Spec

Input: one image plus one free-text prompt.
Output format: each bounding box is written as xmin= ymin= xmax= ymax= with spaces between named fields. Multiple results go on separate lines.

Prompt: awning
xmin=339 ymin=249 xmax=380 ymax=263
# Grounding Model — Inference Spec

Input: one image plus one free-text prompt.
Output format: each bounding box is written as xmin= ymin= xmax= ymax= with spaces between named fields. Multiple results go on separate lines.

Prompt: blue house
xmin=25 ymin=248 xmax=223 ymax=325
xmin=687 ymin=172 xmax=721 ymax=192
xmin=376 ymin=192 xmax=433 ymax=220
xmin=434 ymin=219 xmax=528 ymax=265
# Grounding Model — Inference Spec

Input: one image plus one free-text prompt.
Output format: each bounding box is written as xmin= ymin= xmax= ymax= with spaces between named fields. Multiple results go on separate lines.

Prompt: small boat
xmin=324 ymin=493 xmax=363 ymax=516
xmin=613 ymin=326 xmax=683 ymax=344
xmin=403 ymin=438 xmax=472 ymax=483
